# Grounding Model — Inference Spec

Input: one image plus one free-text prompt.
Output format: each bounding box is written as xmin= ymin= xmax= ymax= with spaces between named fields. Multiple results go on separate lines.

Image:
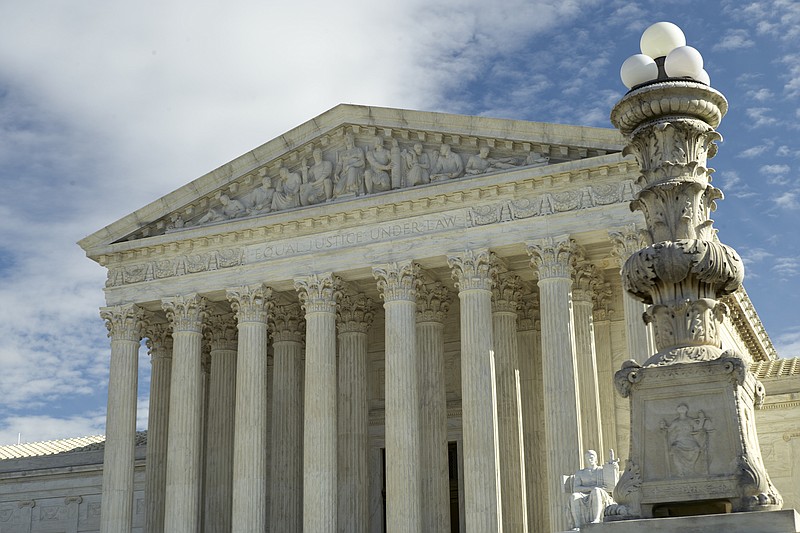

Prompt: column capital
xmin=517 ymin=286 xmax=540 ymax=332
xmin=572 ymin=262 xmax=601 ymax=304
xmin=526 ymin=236 xmax=575 ymax=280
xmin=417 ymin=281 xmax=451 ymax=323
xmin=226 ymin=284 xmax=273 ymax=324
xmin=609 ymin=224 xmax=649 ymax=265
xmin=206 ymin=313 xmax=238 ymax=352
xmin=162 ymin=293 xmax=208 ymax=333
xmin=373 ymin=261 xmax=421 ymax=302
xmin=101 ymin=303 xmax=146 ymax=342
xmin=448 ymin=249 xmax=497 ymax=291
xmin=271 ymin=303 xmax=306 ymax=343
xmin=294 ymin=273 xmax=341 ymax=314
xmin=492 ymin=273 xmax=522 ymax=314
xmin=337 ymin=291 xmax=375 ymax=334
xmin=593 ymin=279 xmax=614 ymax=321
xmin=144 ymin=320 xmax=173 ymax=361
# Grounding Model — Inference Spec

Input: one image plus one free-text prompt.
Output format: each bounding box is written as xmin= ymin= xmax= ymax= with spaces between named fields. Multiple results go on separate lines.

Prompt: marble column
xmin=609 ymin=226 xmax=655 ymax=453
xmin=416 ymin=281 xmax=452 ymax=533
xmin=572 ymin=261 xmax=604 ymax=455
xmin=203 ymin=313 xmax=238 ymax=533
xmin=162 ymin=294 xmax=207 ymax=533
xmin=491 ymin=273 xmax=528 ymax=532
xmin=99 ymin=304 xmax=145 ymax=533
xmin=592 ymin=281 xmax=618 ymax=456
xmin=527 ymin=236 xmax=582 ymax=533
xmin=143 ymin=321 xmax=172 ymax=533
xmin=270 ymin=303 xmax=305 ymax=532
xmin=447 ymin=249 xmax=502 ymax=532
xmin=517 ymin=289 xmax=549 ymax=533
xmin=295 ymin=273 xmax=340 ymax=533
xmin=373 ymin=261 xmax=423 ymax=532
xmin=336 ymin=292 xmax=374 ymax=533
xmin=226 ymin=284 xmax=272 ymax=532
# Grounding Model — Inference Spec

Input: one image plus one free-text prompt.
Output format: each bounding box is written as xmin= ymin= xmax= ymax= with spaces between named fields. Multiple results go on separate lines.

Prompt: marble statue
xmin=300 ymin=148 xmax=333 ymax=206
xmin=565 ymin=450 xmax=618 ymax=530
xmin=525 ymin=150 xmax=550 ymax=166
xmin=196 ymin=194 xmax=246 ymax=225
xmin=660 ymin=403 xmax=711 ymax=477
xmin=364 ymin=137 xmax=393 ymax=194
xmin=465 ymin=146 xmax=517 ymax=175
xmin=430 ymin=143 xmax=463 ymax=181
xmin=271 ymin=167 xmax=302 ymax=211
xmin=334 ymin=132 xmax=365 ymax=197
xmin=403 ymin=143 xmax=430 ymax=186
xmin=247 ymin=176 xmax=275 ymax=214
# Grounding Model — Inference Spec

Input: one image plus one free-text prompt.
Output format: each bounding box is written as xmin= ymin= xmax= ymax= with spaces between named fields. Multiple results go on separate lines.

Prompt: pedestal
xmin=585 ymin=509 xmax=800 ymax=533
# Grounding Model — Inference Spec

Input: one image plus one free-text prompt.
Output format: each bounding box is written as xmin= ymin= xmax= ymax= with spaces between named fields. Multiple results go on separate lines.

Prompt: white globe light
xmin=620 ymin=54 xmax=659 ymax=89
xmin=664 ymin=45 xmax=704 ymax=78
xmin=694 ymin=68 xmax=710 ymax=85
xmin=640 ymin=21 xmax=686 ymax=58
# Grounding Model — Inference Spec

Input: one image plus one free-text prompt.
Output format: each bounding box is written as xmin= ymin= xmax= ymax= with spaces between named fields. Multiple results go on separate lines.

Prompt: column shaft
xmin=271 ymin=304 xmax=305 ymax=532
xmin=573 ymin=296 xmax=603 ymax=453
xmin=163 ymin=294 xmax=207 ymax=533
xmin=100 ymin=304 xmax=144 ymax=533
xmin=374 ymin=262 xmax=422 ymax=532
xmin=296 ymin=274 xmax=339 ymax=533
xmin=227 ymin=285 xmax=272 ymax=532
xmin=448 ymin=250 xmax=502 ymax=532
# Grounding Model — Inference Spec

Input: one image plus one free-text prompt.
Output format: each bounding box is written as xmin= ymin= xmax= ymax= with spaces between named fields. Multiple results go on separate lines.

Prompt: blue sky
xmin=0 ymin=0 xmax=798 ymax=444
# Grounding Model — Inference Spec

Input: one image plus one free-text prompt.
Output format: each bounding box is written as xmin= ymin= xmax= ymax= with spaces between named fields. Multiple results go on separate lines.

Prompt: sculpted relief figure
xmin=526 ymin=150 xmax=550 ymax=166
xmin=465 ymin=146 xmax=517 ymax=175
xmin=196 ymin=194 xmax=246 ymax=225
xmin=246 ymin=176 xmax=275 ymax=214
xmin=403 ymin=143 xmax=430 ymax=186
xmin=565 ymin=450 xmax=618 ymax=530
xmin=300 ymin=148 xmax=333 ymax=206
xmin=430 ymin=143 xmax=464 ymax=181
xmin=334 ymin=132 xmax=365 ymax=198
xmin=364 ymin=137 xmax=393 ymax=194
xmin=271 ymin=167 xmax=302 ymax=211
xmin=660 ymin=403 xmax=712 ymax=477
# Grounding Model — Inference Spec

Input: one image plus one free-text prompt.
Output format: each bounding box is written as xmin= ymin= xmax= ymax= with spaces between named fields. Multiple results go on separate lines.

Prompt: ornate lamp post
xmin=609 ymin=22 xmax=782 ymax=519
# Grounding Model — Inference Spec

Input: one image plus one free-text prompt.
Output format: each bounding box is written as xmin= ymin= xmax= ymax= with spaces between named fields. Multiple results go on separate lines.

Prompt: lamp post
xmin=608 ymin=22 xmax=782 ymax=519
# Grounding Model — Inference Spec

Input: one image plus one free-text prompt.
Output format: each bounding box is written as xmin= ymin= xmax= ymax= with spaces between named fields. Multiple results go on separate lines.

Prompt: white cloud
xmin=0 ymin=413 xmax=106 ymax=446
xmin=773 ymin=327 xmax=800 ymax=357
xmin=747 ymin=88 xmax=774 ymax=101
xmin=713 ymin=29 xmax=755 ymax=51
xmin=746 ymin=107 xmax=778 ymax=127
xmin=737 ymin=142 xmax=773 ymax=158
xmin=772 ymin=256 xmax=800 ymax=277
xmin=774 ymin=191 xmax=799 ymax=209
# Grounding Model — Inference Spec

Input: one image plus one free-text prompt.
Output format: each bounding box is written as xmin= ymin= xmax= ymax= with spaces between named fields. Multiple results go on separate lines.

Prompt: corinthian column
xmin=162 ymin=294 xmax=208 ymax=533
xmin=572 ymin=260 xmax=604 ymax=454
xmin=203 ymin=313 xmax=238 ymax=533
xmin=517 ymin=289 xmax=548 ymax=533
xmin=336 ymin=292 xmax=374 ymax=533
xmin=99 ymin=304 xmax=145 ymax=533
xmin=226 ymin=284 xmax=272 ymax=532
xmin=143 ymin=321 xmax=172 ymax=533
xmin=416 ymin=281 xmax=452 ymax=533
xmin=491 ymin=273 xmax=528 ymax=532
xmin=527 ymin=236 xmax=582 ymax=533
xmin=373 ymin=261 xmax=422 ymax=532
xmin=295 ymin=273 xmax=340 ymax=533
xmin=270 ymin=303 xmax=305 ymax=532
xmin=447 ymin=249 xmax=502 ymax=532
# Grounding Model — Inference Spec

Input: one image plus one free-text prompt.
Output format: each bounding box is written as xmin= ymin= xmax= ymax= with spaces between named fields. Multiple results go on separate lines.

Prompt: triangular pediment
xmin=79 ymin=104 xmax=626 ymax=257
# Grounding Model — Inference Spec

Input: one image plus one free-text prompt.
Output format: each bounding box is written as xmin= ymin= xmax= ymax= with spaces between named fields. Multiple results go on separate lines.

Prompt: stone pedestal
xmin=613 ymin=358 xmax=782 ymax=518
xmin=585 ymin=509 xmax=800 ymax=533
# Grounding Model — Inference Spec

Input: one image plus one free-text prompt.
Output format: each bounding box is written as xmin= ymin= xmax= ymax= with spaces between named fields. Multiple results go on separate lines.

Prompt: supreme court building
xmin=3 ymin=105 xmax=798 ymax=533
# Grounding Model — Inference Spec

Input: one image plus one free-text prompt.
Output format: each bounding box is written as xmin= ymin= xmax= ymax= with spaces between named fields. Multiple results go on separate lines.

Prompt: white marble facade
xmin=55 ymin=105 xmax=794 ymax=533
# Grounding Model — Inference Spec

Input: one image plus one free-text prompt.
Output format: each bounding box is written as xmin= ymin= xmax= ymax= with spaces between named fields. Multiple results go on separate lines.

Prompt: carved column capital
xmin=526 ymin=236 xmax=575 ymax=280
xmin=226 ymin=284 xmax=273 ymax=324
xmin=609 ymin=224 xmax=649 ymax=265
xmin=448 ymin=249 xmax=497 ymax=291
xmin=572 ymin=262 xmax=600 ymax=304
xmin=294 ymin=273 xmax=342 ymax=314
xmin=491 ymin=274 xmax=522 ymax=314
xmin=205 ymin=313 xmax=238 ymax=352
xmin=517 ymin=287 xmax=540 ymax=332
xmin=271 ymin=303 xmax=306 ymax=343
xmin=162 ymin=294 xmax=208 ymax=333
xmin=337 ymin=292 xmax=375 ymax=334
xmin=144 ymin=320 xmax=173 ymax=361
xmin=417 ymin=281 xmax=452 ymax=323
xmin=592 ymin=280 xmax=614 ymax=322
xmin=101 ymin=303 xmax=146 ymax=342
xmin=373 ymin=261 xmax=421 ymax=302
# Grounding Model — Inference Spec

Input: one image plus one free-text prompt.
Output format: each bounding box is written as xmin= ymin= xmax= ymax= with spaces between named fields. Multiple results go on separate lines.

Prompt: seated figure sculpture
xmin=196 ymin=194 xmax=246 ymax=225
xmin=430 ymin=143 xmax=463 ymax=181
xmin=334 ymin=132 xmax=365 ymax=198
xmin=271 ymin=167 xmax=302 ymax=211
xmin=565 ymin=449 xmax=618 ymax=530
xmin=364 ymin=137 xmax=392 ymax=194
xmin=300 ymin=148 xmax=333 ymax=206
xmin=465 ymin=146 xmax=518 ymax=175
xmin=403 ymin=143 xmax=430 ymax=186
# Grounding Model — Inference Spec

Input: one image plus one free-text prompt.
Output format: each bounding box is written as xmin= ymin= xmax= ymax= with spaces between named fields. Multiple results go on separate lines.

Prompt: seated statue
xmin=196 ymin=194 xmax=246 ymax=225
xmin=465 ymin=146 xmax=517 ymax=175
xmin=271 ymin=167 xmax=302 ymax=211
xmin=300 ymin=148 xmax=333 ymax=206
xmin=246 ymin=176 xmax=275 ymax=214
xmin=564 ymin=449 xmax=619 ymax=530
xmin=430 ymin=143 xmax=463 ymax=181
xmin=364 ymin=137 xmax=392 ymax=194
xmin=403 ymin=143 xmax=430 ymax=186
xmin=333 ymin=132 xmax=365 ymax=198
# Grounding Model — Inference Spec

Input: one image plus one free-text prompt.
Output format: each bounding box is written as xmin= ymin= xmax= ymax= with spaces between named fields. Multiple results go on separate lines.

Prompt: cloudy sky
xmin=0 ymin=0 xmax=798 ymax=444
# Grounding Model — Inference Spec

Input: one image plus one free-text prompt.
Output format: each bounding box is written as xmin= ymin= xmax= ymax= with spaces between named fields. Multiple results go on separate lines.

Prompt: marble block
xmin=583 ymin=509 xmax=800 ymax=533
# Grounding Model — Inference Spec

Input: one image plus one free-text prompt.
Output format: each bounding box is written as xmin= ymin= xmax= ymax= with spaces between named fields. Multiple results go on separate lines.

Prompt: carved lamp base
xmin=612 ymin=356 xmax=782 ymax=519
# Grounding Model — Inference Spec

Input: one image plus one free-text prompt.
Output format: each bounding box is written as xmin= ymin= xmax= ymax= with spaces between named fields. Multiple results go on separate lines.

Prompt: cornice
xmin=725 ymin=288 xmax=779 ymax=362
